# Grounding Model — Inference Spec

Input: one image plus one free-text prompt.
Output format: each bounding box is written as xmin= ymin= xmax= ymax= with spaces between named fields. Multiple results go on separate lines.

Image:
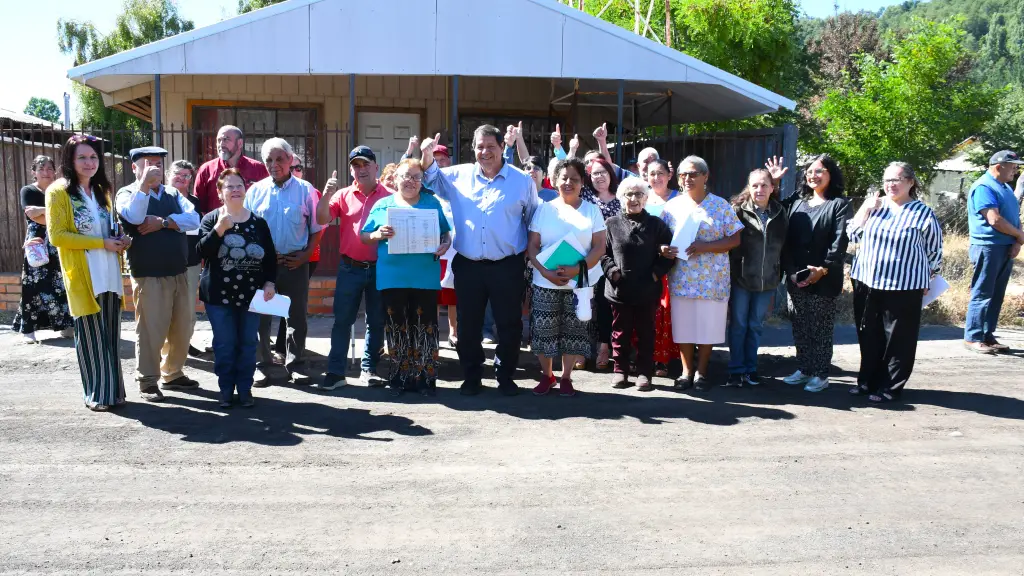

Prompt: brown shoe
xmin=964 ymin=341 xmax=997 ymax=355
xmin=985 ymin=339 xmax=1010 ymax=352
xmin=253 ymin=373 xmax=272 ymax=388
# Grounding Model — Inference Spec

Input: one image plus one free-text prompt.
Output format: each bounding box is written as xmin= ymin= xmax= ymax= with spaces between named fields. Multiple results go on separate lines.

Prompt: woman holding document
xmin=198 ymin=168 xmax=277 ymax=408
xmin=361 ymin=159 xmax=452 ymax=396
xmin=661 ymin=156 xmax=743 ymax=391
xmin=527 ymin=157 xmax=607 ymax=397
xmin=847 ymin=162 xmax=942 ymax=403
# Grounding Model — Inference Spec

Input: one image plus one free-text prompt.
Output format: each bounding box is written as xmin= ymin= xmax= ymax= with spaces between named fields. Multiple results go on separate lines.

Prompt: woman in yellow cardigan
xmin=46 ymin=135 xmax=130 ymax=411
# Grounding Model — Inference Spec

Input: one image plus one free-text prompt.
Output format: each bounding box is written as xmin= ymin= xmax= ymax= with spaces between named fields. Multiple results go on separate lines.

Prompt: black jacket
xmin=600 ymin=211 xmax=674 ymax=305
xmin=730 ymin=197 xmax=789 ymax=293
xmin=781 ymin=194 xmax=851 ymax=298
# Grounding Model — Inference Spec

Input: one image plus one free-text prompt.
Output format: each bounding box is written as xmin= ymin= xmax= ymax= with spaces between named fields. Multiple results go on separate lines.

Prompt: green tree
xmin=812 ymin=19 xmax=1001 ymax=194
xmin=970 ymin=84 xmax=1024 ymax=167
xmin=57 ymin=0 xmax=194 ymax=128
xmin=237 ymin=0 xmax=283 ymax=14
xmin=23 ymin=97 xmax=61 ymax=124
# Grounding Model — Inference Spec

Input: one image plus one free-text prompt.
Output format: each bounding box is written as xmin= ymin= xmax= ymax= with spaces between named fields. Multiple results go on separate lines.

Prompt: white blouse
xmin=80 ymin=187 xmax=123 ymax=297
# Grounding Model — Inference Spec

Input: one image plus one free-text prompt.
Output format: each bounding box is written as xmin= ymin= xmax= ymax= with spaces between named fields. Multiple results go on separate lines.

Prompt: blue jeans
xmin=206 ymin=304 xmax=260 ymax=401
xmin=728 ymin=285 xmax=775 ymax=374
xmin=965 ymin=244 xmax=1014 ymax=343
xmin=327 ymin=261 xmax=384 ymax=375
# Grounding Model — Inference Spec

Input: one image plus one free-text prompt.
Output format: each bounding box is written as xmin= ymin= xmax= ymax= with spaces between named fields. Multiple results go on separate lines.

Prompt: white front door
xmin=356 ymin=112 xmax=421 ymax=169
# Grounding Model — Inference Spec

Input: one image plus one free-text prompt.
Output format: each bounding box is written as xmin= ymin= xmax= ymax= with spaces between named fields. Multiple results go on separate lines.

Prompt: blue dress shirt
xmin=243 ymin=176 xmax=325 ymax=255
xmin=115 ymin=182 xmax=200 ymax=231
xmin=424 ymin=161 xmax=539 ymax=261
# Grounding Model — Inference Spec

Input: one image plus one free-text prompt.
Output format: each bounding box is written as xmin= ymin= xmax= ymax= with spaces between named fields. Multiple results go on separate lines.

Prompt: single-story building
xmin=48 ymin=0 xmax=795 ymax=312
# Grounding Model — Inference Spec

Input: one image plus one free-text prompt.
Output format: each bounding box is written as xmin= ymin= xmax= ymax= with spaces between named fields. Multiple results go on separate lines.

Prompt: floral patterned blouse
xmin=662 ymin=192 xmax=744 ymax=301
xmin=581 ymin=187 xmax=621 ymax=220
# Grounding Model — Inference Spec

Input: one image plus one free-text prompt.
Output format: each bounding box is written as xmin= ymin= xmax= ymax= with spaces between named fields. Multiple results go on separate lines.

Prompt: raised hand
xmin=593 ymin=122 xmax=608 ymax=143
xmin=504 ymin=124 xmax=517 ymax=148
xmin=551 ymin=124 xmax=562 ymax=149
xmin=516 ymin=121 xmax=524 ymax=142
xmin=324 ymin=170 xmax=340 ymax=196
xmin=569 ymin=133 xmax=580 ymax=156
xmin=406 ymin=136 xmax=420 ymax=156
xmin=421 ymin=133 xmax=440 ymax=157
xmin=765 ymin=156 xmax=789 ymax=181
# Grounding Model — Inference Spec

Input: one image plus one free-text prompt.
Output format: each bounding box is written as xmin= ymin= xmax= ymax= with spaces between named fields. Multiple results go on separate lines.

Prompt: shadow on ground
xmin=109 ymin=388 xmax=433 ymax=445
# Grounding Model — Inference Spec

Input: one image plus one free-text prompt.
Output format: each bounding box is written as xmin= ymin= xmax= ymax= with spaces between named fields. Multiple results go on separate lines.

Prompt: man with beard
xmin=420 ymin=125 xmax=540 ymax=396
xmin=193 ymin=125 xmax=269 ymax=213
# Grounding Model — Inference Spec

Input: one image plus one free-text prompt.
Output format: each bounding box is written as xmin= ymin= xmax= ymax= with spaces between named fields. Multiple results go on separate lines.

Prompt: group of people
xmin=13 ymin=120 xmax=1022 ymax=411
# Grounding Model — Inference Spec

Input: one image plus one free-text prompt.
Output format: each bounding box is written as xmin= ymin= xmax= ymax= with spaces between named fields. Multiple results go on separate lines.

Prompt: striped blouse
xmin=849 ymin=199 xmax=943 ymax=291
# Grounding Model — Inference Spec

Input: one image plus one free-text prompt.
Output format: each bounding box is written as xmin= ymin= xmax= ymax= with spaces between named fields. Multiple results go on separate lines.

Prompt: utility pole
xmin=664 ymin=0 xmax=672 ymax=47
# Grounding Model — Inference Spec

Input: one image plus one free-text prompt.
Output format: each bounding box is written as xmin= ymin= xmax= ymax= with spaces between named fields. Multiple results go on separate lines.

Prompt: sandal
xmin=655 ymin=363 xmax=669 ymax=378
xmin=868 ymin=392 xmax=895 ymax=403
xmin=595 ymin=347 xmax=610 ymax=370
xmin=849 ymin=384 xmax=869 ymax=396
xmin=673 ymin=374 xmax=694 ymax=390
xmin=693 ymin=374 xmax=709 ymax=392
xmin=574 ymin=359 xmax=586 ymax=370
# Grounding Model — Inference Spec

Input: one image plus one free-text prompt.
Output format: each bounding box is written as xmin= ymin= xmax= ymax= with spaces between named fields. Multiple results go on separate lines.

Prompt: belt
xmin=456 ymin=252 xmax=524 ymax=265
xmin=341 ymin=254 xmax=375 ymax=268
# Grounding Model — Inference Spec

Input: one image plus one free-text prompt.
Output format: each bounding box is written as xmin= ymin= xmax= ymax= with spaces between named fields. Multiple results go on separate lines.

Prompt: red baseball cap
xmin=434 ymin=145 xmax=451 ymax=157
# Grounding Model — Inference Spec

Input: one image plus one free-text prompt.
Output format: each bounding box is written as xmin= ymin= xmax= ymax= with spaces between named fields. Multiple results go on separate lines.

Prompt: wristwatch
xmin=161 ymin=218 xmax=169 ymax=229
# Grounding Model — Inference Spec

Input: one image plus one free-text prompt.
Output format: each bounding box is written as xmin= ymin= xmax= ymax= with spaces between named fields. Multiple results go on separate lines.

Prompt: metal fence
xmin=0 ymin=122 xmax=794 ymax=274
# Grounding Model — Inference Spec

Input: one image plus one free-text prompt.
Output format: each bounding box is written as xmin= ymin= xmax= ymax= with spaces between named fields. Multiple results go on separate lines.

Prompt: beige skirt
xmin=670 ymin=296 xmax=728 ymax=344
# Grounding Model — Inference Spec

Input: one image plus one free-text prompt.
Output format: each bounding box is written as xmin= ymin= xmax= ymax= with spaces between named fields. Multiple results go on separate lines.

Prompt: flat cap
xmin=129 ymin=146 xmax=168 ymax=162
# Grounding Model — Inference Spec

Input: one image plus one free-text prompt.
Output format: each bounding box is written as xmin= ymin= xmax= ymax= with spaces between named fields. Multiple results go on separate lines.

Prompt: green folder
xmin=542 ymin=240 xmax=584 ymax=269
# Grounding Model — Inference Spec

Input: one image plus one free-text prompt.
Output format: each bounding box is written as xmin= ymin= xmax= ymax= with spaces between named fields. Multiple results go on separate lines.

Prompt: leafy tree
xmin=23 ymin=97 xmax=61 ymax=124
xmin=237 ymin=0 xmax=283 ymax=14
xmin=969 ymin=84 xmax=1024 ymax=168
xmin=812 ymin=19 xmax=1001 ymax=194
xmin=57 ymin=0 xmax=194 ymax=128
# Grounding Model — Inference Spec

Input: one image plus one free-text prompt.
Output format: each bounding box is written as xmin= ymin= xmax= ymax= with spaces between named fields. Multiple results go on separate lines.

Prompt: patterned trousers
xmin=75 ymin=291 xmax=126 ymax=408
xmin=788 ymin=289 xmax=837 ymax=378
xmin=381 ymin=288 xmax=440 ymax=389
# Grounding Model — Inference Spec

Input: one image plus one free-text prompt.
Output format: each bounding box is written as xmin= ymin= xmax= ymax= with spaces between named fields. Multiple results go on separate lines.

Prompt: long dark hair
xmin=731 ymin=168 xmax=776 ymax=206
xmin=799 ymin=153 xmax=844 ymax=199
xmin=60 ymin=135 xmax=112 ymax=207
xmin=584 ymin=156 xmax=620 ymax=195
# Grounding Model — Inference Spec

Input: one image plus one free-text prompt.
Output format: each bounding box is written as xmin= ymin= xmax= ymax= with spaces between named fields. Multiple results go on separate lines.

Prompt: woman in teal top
xmin=362 ymin=159 xmax=451 ymax=396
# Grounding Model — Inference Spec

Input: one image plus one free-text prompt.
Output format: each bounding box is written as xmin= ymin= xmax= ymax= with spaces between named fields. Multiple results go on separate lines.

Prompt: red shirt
xmin=193 ymin=155 xmax=269 ymax=213
xmin=310 ymin=187 xmax=322 ymax=262
xmin=329 ymin=182 xmax=391 ymax=262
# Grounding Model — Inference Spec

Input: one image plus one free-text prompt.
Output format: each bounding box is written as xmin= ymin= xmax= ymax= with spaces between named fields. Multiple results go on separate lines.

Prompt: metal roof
xmin=68 ymin=0 xmax=796 ymax=123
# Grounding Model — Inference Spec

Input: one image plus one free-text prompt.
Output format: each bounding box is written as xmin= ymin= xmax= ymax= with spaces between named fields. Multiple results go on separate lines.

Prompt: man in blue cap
xmin=116 ymin=146 xmax=201 ymax=402
xmin=964 ymin=150 xmax=1024 ymax=354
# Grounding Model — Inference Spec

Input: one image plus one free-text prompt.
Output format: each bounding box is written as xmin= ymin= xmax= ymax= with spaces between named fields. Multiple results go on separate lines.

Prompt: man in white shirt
xmin=115 ymin=146 xmax=201 ymax=402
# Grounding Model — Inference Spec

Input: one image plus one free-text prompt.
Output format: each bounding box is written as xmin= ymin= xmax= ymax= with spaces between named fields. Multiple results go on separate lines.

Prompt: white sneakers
xmin=803 ymin=377 xmax=829 ymax=392
xmin=783 ymin=370 xmax=809 ymax=385
xmin=783 ymin=370 xmax=829 ymax=392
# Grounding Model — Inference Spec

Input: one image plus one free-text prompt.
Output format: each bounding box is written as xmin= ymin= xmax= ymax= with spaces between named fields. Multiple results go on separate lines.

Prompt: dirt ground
xmin=1 ymin=313 xmax=1023 ymax=575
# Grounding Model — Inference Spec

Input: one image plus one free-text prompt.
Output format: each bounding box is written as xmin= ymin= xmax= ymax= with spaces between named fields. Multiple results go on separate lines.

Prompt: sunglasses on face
xmin=290 ymin=166 xmax=303 ymax=173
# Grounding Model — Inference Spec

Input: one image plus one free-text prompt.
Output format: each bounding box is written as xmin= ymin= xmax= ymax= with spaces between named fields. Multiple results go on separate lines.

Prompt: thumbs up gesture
xmin=551 ymin=124 xmax=562 ymax=149
xmin=504 ymin=124 xmax=517 ymax=147
xmin=593 ymin=122 xmax=608 ymax=144
xmin=324 ymin=169 xmax=340 ymax=196
xmin=419 ymin=133 xmax=441 ymax=169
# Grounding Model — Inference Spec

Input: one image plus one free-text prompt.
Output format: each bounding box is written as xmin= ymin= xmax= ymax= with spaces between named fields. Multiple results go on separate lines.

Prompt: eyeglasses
xmin=807 ymin=168 xmax=827 ymax=175
xmin=173 ymin=172 xmax=194 ymax=180
xmin=290 ymin=166 xmax=303 ymax=173
xmin=882 ymin=178 xmax=907 ymax=185
xmin=398 ymin=174 xmax=423 ymax=182
xmin=622 ymin=191 xmax=646 ymax=198
xmin=679 ymin=171 xmax=703 ymax=179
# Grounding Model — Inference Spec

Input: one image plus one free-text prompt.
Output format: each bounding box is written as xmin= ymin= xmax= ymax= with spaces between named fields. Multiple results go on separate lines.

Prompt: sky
xmin=0 ymin=0 xmax=904 ymax=122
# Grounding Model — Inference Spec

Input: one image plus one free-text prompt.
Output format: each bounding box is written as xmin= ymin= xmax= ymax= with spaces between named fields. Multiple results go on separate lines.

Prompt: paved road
xmin=1 ymin=317 xmax=1023 ymax=574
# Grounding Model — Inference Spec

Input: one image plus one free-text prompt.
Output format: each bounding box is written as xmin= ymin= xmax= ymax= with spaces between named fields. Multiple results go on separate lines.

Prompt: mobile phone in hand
xmin=790 ymin=268 xmax=811 ymax=284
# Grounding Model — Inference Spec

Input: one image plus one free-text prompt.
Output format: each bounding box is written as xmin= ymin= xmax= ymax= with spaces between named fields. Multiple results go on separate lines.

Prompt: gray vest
xmin=122 ymin=190 xmax=188 ymax=278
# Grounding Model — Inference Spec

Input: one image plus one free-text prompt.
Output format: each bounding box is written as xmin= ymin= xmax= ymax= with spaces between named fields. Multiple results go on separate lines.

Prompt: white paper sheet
xmin=921 ymin=275 xmax=949 ymax=309
xmin=666 ymin=206 xmax=708 ymax=261
xmin=249 ymin=290 xmax=291 ymax=318
xmin=386 ymin=207 xmax=440 ymax=254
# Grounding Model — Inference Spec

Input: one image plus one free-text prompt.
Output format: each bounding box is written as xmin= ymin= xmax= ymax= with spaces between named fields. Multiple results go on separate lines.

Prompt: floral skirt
xmin=12 ymin=228 xmax=72 ymax=334
xmin=382 ymin=288 xmax=440 ymax=388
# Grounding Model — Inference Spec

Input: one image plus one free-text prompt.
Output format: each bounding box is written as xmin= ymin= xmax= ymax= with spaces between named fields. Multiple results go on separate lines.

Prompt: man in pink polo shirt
xmin=192 ymin=125 xmax=269 ymax=213
xmin=315 ymin=145 xmax=392 ymax=389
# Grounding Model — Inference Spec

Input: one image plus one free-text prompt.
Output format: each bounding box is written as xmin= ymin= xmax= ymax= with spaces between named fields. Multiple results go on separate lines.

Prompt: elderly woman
xmin=166 ymin=159 xmax=206 ymax=358
xmin=848 ymin=162 xmax=942 ymax=403
xmin=662 ymin=156 xmax=744 ymax=390
xmin=362 ymin=159 xmax=452 ymax=396
xmin=600 ymin=177 xmax=673 ymax=391
xmin=575 ymin=156 xmax=622 ymax=370
xmin=198 ymin=168 xmax=277 ymax=408
xmin=640 ymin=157 xmax=679 ymax=377
xmin=46 ymin=135 xmax=130 ymax=411
xmin=14 ymin=155 xmax=73 ymax=343
xmin=528 ymin=157 xmax=607 ymax=397
xmin=767 ymin=154 xmax=851 ymax=393
xmin=726 ymin=168 xmax=789 ymax=387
